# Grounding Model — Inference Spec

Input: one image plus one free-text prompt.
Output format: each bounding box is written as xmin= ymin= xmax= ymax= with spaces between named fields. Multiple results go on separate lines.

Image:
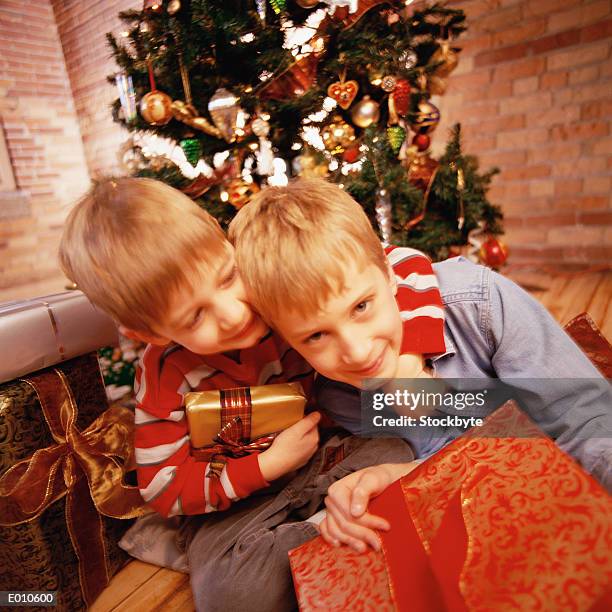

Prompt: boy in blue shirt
xmin=230 ymin=178 xmax=612 ymax=553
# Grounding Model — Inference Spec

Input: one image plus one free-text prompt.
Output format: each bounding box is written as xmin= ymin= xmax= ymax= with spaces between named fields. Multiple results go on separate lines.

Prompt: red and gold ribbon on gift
xmin=0 ymin=368 xmax=150 ymax=605
xmin=191 ymin=386 xmax=277 ymax=476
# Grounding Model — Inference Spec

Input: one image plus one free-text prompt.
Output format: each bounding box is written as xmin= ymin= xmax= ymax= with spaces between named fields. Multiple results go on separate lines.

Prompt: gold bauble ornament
xmin=321 ymin=115 xmax=356 ymax=154
xmin=139 ymin=90 xmax=173 ymax=125
xmin=295 ymin=0 xmax=320 ymax=7
xmin=350 ymin=96 xmax=380 ymax=128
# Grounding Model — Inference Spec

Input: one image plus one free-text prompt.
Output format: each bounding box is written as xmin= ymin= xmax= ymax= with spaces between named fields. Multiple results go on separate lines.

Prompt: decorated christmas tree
xmin=108 ymin=0 xmax=506 ymax=265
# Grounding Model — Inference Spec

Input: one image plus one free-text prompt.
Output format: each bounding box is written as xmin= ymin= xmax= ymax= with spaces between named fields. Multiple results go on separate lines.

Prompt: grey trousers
xmin=186 ymin=432 xmax=414 ymax=612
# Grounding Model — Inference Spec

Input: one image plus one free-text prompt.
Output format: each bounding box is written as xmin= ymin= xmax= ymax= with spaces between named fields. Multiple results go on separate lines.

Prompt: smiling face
xmin=272 ymin=260 xmax=403 ymax=389
xmin=145 ymin=244 xmax=269 ymax=355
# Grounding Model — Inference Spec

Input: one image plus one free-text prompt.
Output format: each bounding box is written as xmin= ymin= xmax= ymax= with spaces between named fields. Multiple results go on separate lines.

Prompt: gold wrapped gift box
xmin=185 ymin=382 xmax=306 ymax=449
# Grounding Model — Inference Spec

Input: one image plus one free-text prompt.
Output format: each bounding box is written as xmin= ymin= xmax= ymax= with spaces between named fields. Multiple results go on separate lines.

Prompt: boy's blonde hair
xmin=229 ymin=178 xmax=387 ymax=323
xmin=59 ymin=177 xmax=227 ymax=332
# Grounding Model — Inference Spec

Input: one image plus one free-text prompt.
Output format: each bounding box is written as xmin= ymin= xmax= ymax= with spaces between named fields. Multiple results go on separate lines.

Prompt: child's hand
xmin=320 ymin=462 xmax=420 ymax=553
xmin=258 ymin=412 xmax=321 ymax=482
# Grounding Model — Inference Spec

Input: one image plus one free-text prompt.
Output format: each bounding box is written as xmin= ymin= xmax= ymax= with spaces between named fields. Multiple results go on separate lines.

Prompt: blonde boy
xmin=230 ymin=178 xmax=612 ymax=555
xmin=229 ymin=178 xmax=445 ymax=389
xmin=59 ymin=177 xmax=321 ymax=517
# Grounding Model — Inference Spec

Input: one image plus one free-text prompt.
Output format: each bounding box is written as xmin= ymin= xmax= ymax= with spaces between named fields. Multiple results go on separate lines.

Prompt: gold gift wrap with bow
xmin=0 ymin=353 xmax=149 ymax=610
xmin=185 ymin=382 xmax=306 ymax=451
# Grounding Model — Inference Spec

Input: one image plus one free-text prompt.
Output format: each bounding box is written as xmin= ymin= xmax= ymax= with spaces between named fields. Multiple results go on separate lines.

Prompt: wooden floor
xmin=90 ymin=269 xmax=611 ymax=612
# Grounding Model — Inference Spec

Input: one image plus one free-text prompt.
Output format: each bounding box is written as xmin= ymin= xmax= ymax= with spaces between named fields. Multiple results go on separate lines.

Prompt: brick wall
xmin=0 ymin=0 xmax=90 ymax=302
xmin=437 ymin=0 xmax=611 ymax=268
xmin=50 ymin=0 xmax=140 ymax=179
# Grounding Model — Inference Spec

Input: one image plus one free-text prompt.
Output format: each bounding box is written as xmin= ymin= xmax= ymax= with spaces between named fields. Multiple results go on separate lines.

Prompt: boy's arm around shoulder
xmin=487 ymin=270 xmax=612 ymax=491
xmin=134 ymin=348 xmax=269 ymax=517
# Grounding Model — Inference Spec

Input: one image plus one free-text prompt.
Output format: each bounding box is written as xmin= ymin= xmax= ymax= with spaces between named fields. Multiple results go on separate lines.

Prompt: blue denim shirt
xmin=315 ymin=257 xmax=612 ymax=491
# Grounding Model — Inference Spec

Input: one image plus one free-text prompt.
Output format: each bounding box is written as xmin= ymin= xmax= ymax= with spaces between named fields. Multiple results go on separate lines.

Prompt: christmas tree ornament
xmin=260 ymin=54 xmax=319 ymax=100
xmin=171 ymin=100 xmax=223 ymax=138
xmin=375 ymin=187 xmax=392 ymax=246
xmin=454 ymin=163 xmax=466 ymax=230
xmin=296 ymin=0 xmax=320 ymax=7
xmin=390 ymin=79 xmax=410 ymax=116
xmin=350 ymin=96 xmax=380 ymax=128
xmin=327 ymin=74 xmax=359 ymax=110
xmin=342 ymin=144 xmax=360 ymax=163
xmin=115 ymin=72 xmax=137 ymax=122
xmin=226 ymin=177 xmax=260 ymax=209
xmin=139 ymin=20 xmax=150 ymax=33
xmin=431 ymin=41 xmax=459 ymax=77
xmin=412 ymin=133 xmax=430 ymax=152
xmin=117 ymin=137 xmax=147 ymax=174
xmin=295 ymin=151 xmax=328 ymax=178
xmin=387 ymin=126 xmax=406 ymax=156
xmin=381 ymin=75 xmax=398 ymax=93
xmin=399 ymin=48 xmax=418 ymax=71
xmin=167 ymin=0 xmax=181 ymax=14
xmin=140 ymin=59 xmax=173 ymax=125
xmin=410 ymin=100 xmax=440 ymax=134
xmin=256 ymin=0 xmax=267 ymax=22
xmin=322 ymin=115 xmax=356 ymax=154
xmin=251 ymin=116 xmax=270 ymax=138
xmin=479 ymin=236 xmax=508 ymax=269
xmin=144 ymin=0 xmax=162 ymax=10
xmin=140 ymin=91 xmax=173 ymax=125
xmin=269 ymin=0 xmax=286 ymax=15
xmin=180 ymin=136 xmax=201 ymax=166
xmin=170 ymin=54 xmax=224 ymax=139
xmin=208 ymin=88 xmax=240 ymax=143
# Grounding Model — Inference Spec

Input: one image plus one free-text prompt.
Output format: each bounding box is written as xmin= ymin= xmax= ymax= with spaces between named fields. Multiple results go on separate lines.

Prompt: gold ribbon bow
xmin=0 ymin=367 xmax=150 ymax=604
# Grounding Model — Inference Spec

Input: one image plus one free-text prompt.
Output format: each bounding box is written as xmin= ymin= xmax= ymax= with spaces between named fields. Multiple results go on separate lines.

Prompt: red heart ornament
xmin=327 ymin=80 xmax=359 ymax=110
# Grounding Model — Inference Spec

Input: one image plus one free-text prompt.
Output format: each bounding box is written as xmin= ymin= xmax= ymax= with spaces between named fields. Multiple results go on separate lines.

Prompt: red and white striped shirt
xmin=134 ymin=246 xmax=445 ymax=517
